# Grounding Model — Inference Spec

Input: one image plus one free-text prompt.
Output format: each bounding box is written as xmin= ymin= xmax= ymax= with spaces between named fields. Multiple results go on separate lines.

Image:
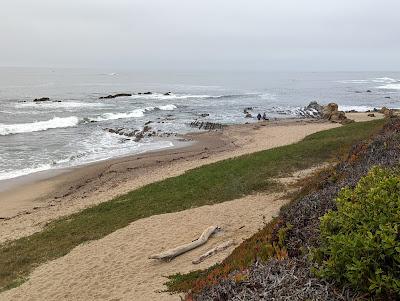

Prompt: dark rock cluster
xmin=189 ymin=121 xmax=225 ymax=131
xmin=104 ymin=124 xmax=176 ymax=142
xmin=99 ymin=93 xmax=132 ymax=99
xmin=302 ymin=101 xmax=354 ymax=124
xmin=32 ymin=97 xmax=61 ymax=103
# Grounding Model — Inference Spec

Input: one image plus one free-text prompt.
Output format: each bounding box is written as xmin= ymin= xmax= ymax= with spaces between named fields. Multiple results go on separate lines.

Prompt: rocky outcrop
xmin=104 ymin=125 xmax=176 ymax=142
xmin=380 ymin=107 xmax=394 ymax=118
xmin=301 ymin=101 xmax=324 ymax=118
xmin=99 ymin=93 xmax=132 ymax=99
xmin=189 ymin=121 xmax=224 ymax=131
xmin=304 ymin=102 xmax=354 ymax=125
xmin=33 ymin=97 xmax=51 ymax=102
xmin=33 ymin=97 xmax=61 ymax=103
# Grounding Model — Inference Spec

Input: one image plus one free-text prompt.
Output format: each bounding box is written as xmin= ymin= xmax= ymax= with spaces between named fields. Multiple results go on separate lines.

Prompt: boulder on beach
xmin=304 ymin=101 xmax=354 ymax=125
xmin=380 ymin=107 xmax=394 ymax=118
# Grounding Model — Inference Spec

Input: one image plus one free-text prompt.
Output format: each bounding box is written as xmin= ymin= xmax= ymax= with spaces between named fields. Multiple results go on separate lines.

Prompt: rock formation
xmin=304 ymin=101 xmax=354 ymax=125
xmin=99 ymin=93 xmax=132 ymax=99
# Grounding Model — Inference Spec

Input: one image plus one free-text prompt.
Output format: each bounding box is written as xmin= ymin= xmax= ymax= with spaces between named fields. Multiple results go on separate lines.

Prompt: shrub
xmin=314 ymin=166 xmax=400 ymax=298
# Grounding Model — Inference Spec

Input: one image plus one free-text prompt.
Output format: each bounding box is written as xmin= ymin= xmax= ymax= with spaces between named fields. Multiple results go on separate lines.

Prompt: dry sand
xmin=0 ymin=113 xmax=380 ymax=301
xmin=0 ymin=192 xmax=289 ymax=301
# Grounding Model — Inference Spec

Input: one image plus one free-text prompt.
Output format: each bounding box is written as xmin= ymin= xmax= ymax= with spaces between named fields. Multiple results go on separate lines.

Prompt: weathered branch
xmin=149 ymin=226 xmax=220 ymax=261
xmin=192 ymin=240 xmax=236 ymax=264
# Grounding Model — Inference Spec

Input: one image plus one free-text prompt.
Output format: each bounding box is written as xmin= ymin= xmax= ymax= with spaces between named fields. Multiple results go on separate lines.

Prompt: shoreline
xmin=0 ymin=114 xmax=382 ymax=244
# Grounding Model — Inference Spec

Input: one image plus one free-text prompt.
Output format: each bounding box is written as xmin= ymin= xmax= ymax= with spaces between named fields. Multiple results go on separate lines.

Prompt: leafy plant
xmin=314 ymin=167 xmax=400 ymax=298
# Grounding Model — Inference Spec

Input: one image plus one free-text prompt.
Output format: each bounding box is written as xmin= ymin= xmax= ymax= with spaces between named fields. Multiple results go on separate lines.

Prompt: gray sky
xmin=1 ymin=0 xmax=399 ymax=71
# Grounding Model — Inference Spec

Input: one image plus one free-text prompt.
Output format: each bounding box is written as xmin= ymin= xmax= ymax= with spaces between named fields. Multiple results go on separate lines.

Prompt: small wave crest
xmin=0 ymin=116 xmax=80 ymax=136
xmin=0 ymin=164 xmax=53 ymax=181
xmin=15 ymin=101 xmax=107 ymax=109
xmin=89 ymin=104 xmax=177 ymax=122
xmin=377 ymin=83 xmax=400 ymax=90
xmin=90 ymin=107 xmax=153 ymax=122
xmin=159 ymin=104 xmax=177 ymax=110
xmin=129 ymin=93 xmax=250 ymax=101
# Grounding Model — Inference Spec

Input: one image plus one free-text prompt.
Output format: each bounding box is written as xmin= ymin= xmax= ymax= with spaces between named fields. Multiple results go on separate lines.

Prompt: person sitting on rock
xmin=257 ymin=113 xmax=262 ymax=121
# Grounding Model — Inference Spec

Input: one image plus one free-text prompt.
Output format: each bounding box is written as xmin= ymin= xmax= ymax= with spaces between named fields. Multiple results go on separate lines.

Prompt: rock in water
xmin=99 ymin=93 xmax=132 ymax=99
xmin=33 ymin=97 xmax=51 ymax=102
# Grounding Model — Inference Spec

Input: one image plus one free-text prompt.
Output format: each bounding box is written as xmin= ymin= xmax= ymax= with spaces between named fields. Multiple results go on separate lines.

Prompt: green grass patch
xmin=0 ymin=119 xmax=385 ymax=292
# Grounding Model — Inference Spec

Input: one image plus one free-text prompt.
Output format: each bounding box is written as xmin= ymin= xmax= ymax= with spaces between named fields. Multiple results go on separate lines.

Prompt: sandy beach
xmin=0 ymin=113 xmax=383 ymax=300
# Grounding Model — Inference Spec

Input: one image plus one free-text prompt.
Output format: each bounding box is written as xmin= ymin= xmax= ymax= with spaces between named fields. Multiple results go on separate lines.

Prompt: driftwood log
xmin=192 ymin=240 xmax=236 ymax=264
xmin=149 ymin=226 xmax=220 ymax=261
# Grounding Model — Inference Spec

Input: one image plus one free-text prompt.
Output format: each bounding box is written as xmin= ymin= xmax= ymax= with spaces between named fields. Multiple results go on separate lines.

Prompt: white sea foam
xmin=338 ymin=105 xmax=375 ymax=112
xmin=0 ymin=116 xmax=80 ymax=136
xmin=158 ymin=104 xmax=177 ymax=110
xmin=377 ymin=83 xmax=400 ymax=90
xmin=15 ymin=101 xmax=107 ymax=109
xmin=0 ymin=132 xmax=175 ymax=181
xmin=130 ymin=93 xmax=225 ymax=100
xmin=89 ymin=104 xmax=177 ymax=121
xmin=90 ymin=108 xmax=152 ymax=121
xmin=372 ymin=77 xmax=398 ymax=83
xmin=0 ymin=164 xmax=52 ymax=181
xmin=338 ymin=79 xmax=370 ymax=84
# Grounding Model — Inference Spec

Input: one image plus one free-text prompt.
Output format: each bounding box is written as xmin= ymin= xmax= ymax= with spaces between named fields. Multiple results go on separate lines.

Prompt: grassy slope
xmin=0 ymin=119 xmax=384 ymax=292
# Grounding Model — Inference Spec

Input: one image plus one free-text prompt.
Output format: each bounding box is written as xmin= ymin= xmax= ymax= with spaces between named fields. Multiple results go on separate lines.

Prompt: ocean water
xmin=1 ymin=67 xmax=399 ymax=182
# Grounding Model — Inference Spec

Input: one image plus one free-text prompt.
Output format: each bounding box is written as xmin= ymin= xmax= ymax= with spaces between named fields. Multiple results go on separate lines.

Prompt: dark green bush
xmin=315 ymin=166 xmax=400 ymax=298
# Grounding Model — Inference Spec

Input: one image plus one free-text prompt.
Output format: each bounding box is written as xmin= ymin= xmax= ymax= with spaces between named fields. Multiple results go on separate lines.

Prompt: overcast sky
xmin=1 ymin=0 xmax=399 ymax=71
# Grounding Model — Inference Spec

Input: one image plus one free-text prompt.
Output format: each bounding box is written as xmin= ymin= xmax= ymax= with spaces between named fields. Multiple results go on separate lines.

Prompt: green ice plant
xmin=315 ymin=167 xmax=400 ymax=297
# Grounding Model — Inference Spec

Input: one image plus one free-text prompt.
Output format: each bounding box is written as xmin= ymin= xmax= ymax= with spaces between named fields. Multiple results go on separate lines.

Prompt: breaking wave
xmin=88 ymin=104 xmax=178 ymax=122
xmin=0 ymin=104 xmax=178 ymax=135
xmin=0 ymin=116 xmax=80 ymax=136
